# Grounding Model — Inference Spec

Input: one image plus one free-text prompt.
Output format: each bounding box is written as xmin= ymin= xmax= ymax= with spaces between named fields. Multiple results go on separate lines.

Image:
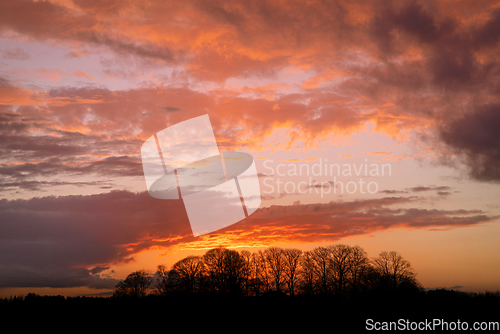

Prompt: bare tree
xmin=264 ymin=247 xmax=286 ymax=292
xmin=155 ymin=264 xmax=168 ymax=295
xmin=247 ymin=251 xmax=265 ymax=296
xmin=114 ymin=270 xmax=153 ymax=297
xmin=203 ymin=247 xmax=246 ymax=294
xmin=255 ymin=250 xmax=270 ymax=293
xmin=372 ymin=251 xmax=417 ymax=291
xmin=310 ymin=246 xmax=333 ymax=294
xmin=329 ymin=244 xmax=354 ymax=296
xmin=203 ymin=247 xmax=226 ymax=293
xmin=114 ymin=245 xmax=423 ymax=298
xmin=283 ymin=248 xmax=302 ymax=296
xmin=155 ymin=264 xmax=179 ymax=296
xmin=172 ymin=255 xmax=203 ymax=294
xmin=240 ymin=250 xmax=253 ymax=296
xmin=298 ymin=250 xmax=315 ymax=295
xmin=347 ymin=245 xmax=370 ymax=295
xmin=222 ymin=249 xmax=246 ymax=294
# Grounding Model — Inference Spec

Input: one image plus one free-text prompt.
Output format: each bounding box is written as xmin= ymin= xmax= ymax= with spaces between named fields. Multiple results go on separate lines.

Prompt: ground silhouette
xmin=1 ymin=245 xmax=499 ymax=331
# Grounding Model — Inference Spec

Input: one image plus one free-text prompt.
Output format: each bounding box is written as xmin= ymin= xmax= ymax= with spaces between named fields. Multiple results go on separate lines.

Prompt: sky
xmin=1 ymin=0 xmax=500 ymax=297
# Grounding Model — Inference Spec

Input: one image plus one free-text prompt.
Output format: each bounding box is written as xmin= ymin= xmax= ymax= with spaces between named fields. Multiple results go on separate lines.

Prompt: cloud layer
xmin=0 ymin=190 xmax=495 ymax=288
xmin=0 ymin=0 xmax=499 ymax=188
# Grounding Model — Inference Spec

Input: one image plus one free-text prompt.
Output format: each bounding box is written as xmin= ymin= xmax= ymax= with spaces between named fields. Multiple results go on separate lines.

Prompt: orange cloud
xmin=370 ymin=151 xmax=391 ymax=155
xmin=19 ymin=68 xmax=68 ymax=83
xmin=0 ymin=78 xmax=40 ymax=106
xmin=1 ymin=0 xmax=500 ymax=187
xmin=74 ymin=70 xmax=95 ymax=80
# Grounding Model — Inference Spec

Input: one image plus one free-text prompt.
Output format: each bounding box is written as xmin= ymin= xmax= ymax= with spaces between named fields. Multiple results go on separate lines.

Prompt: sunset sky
xmin=1 ymin=0 xmax=500 ymax=297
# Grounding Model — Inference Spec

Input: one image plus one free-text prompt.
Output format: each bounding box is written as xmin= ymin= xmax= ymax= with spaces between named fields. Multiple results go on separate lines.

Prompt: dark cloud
xmin=306 ymin=180 xmax=336 ymax=189
xmin=0 ymin=190 xmax=191 ymax=288
xmin=369 ymin=2 xmax=440 ymax=57
xmin=0 ymin=0 xmax=95 ymax=41
xmin=0 ymin=180 xmax=112 ymax=192
xmin=379 ymin=189 xmax=408 ymax=194
xmin=0 ymin=156 xmax=142 ymax=193
xmin=0 ymin=97 xmax=146 ymax=192
xmin=163 ymin=106 xmax=182 ymax=113
xmin=85 ymin=31 xmax=180 ymax=63
xmin=379 ymin=186 xmax=452 ymax=194
xmin=0 ymin=132 xmax=89 ymax=158
xmin=409 ymin=186 xmax=451 ymax=193
xmin=440 ymin=104 xmax=500 ymax=182
xmin=0 ymin=0 xmax=182 ymax=64
xmin=437 ymin=191 xmax=451 ymax=196
xmin=471 ymin=8 xmax=500 ymax=49
xmin=425 ymin=285 xmax=463 ymax=291
xmin=1 ymin=0 xmax=499 ymax=84
xmin=0 ymin=266 xmax=121 ymax=289
xmin=1 ymin=48 xmax=30 ymax=60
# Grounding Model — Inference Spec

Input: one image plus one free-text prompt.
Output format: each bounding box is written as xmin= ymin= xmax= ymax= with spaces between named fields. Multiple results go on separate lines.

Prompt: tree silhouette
xmin=114 ymin=245 xmax=423 ymax=298
xmin=310 ymin=246 xmax=332 ymax=294
xmin=172 ymin=255 xmax=203 ymax=294
xmin=264 ymin=247 xmax=286 ymax=292
xmin=240 ymin=250 xmax=253 ymax=296
xmin=329 ymin=244 xmax=353 ymax=296
xmin=246 ymin=250 xmax=266 ymax=296
xmin=283 ymin=248 xmax=302 ymax=296
xmin=114 ymin=270 xmax=153 ymax=297
xmin=298 ymin=250 xmax=316 ymax=295
xmin=347 ymin=245 xmax=370 ymax=296
xmin=155 ymin=264 xmax=178 ymax=296
xmin=203 ymin=247 xmax=246 ymax=294
xmin=372 ymin=251 xmax=419 ymax=292
xmin=255 ymin=250 xmax=271 ymax=293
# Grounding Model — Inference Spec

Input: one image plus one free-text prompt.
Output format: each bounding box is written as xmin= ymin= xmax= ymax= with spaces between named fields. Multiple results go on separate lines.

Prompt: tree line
xmin=114 ymin=244 xmax=422 ymax=298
